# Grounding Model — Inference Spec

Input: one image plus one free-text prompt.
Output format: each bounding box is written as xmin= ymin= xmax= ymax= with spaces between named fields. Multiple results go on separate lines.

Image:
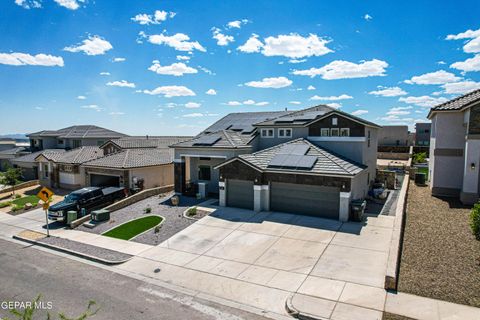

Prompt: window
xmin=367 ymin=173 xmax=370 ymax=186
xmin=330 ymin=128 xmax=340 ymax=137
xmin=278 ymin=128 xmax=292 ymax=138
xmin=58 ymin=139 xmax=64 ymax=145
xmin=97 ymin=140 xmax=105 ymax=146
xmin=261 ymin=128 xmax=274 ymax=138
xmin=198 ymin=166 xmax=211 ymax=181
xmin=321 ymin=128 xmax=330 ymax=137
xmin=367 ymin=130 xmax=371 ymax=148
xmin=44 ymin=164 xmax=49 ymax=178
xmin=72 ymin=139 xmax=82 ymax=148
xmin=340 ymin=128 xmax=350 ymax=137
xmin=332 ymin=117 xmax=338 ymax=126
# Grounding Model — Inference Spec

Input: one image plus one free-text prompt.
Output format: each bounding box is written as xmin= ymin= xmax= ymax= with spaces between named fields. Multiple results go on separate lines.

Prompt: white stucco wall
xmin=130 ymin=164 xmax=173 ymax=189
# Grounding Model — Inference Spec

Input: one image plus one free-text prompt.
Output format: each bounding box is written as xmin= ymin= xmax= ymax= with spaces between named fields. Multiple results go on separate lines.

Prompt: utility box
xmin=91 ymin=209 xmax=110 ymax=222
xmin=66 ymin=211 xmax=78 ymax=225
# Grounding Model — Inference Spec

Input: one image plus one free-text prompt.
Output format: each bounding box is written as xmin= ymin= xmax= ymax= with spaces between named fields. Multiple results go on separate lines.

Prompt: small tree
xmin=3 ymin=166 xmax=23 ymax=195
xmin=470 ymin=203 xmax=480 ymax=240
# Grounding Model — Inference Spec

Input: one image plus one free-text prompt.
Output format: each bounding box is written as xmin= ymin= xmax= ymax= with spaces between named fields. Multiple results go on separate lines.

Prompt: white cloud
xmin=81 ymin=104 xmax=102 ymax=112
xmin=113 ymin=57 xmax=126 ymax=62
xmin=326 ymin=103 xmax=342 ymax=109
xmin=352 ymin=109 xmax=368 ymax=116
xmin=404 ymin=70 xmax=461 ymax=85
xmin=442 ymin=81 xmax=480 ymax=94
xmin=109 ymin=112 xmax=125 ymax=116
xmin=205 ymin=89 xmax=217 ymax=95
xmin=387 ymin=106 xmax=412 ymax=116
xmin=288 ymin=59 xmax=306 ymax=64
xmin=399 ymin=96 xmax=448 ymax=107
xmin=77 ymin=95 xmax=86 ymax=100
xmin=106 ymin=80 xmax=135 ymax=88
xmin=255 ymin=101 xmax=269 ymax=106
xmin=227 ymin=19 xmax=249 ymax=29
xmin=226 ymin=101 xmax=242 ymax=106
xmin=182 ymin=113 xmax=204 ymax=118
xmin=212 ymin=28 xmax=234 ymax=46
xmin=237 ymin=34 xmax=263 ymax=53
xmin=224 ymin=100 xmax=268 ymax=106
xmin=144 ymin=33 xmax=206 ymax=52
xmin=437 ymin=61 xmax=446 ymax=65
xmin=369 ymin=86 xmax=407 ymax=97
xmin=310 ymin=94 xmax=353 ymax=101
xmin=198 ymin=66 xmax=214 ymax=75
xmin=243 ymin=99 xmax=255 ymax=105
xmin=53 ymin=0 xmax=80 ymax=10
xmin=244 ymin=76 xmax=292 ymax=88
xmin=148 ymin=62 xmax=197 ymax=76
xmin=293 ymin=59 xmax=388 ymax=79
xmin=446 ymin=28 xmax=480 ymax=53
xmin=450 ymin=54 xmax=480 ymax=72
xmin=238 ymin=33 xmax=332 ymax=59
xmin=143 ymin=85 xmax=196 ymax=98
xmin=14 ymin=0 xmax=41 ymax=9
xmin=131 ymin=10 xmax=175 ymax=25
xmin=364 ymin=14 xmax=373 ymax=21
xmin=64 ymin=35 xmax=113 ymax=56
xmin=176 ymin=55 xmax=190 ymax=61
xmin=289 ymin=101 xmax=301 ymax=105
xmin=0 ymin=52 xmax=64 ymax=67
xmin=379 ymin=115 xmax=414 ymax=123
xmin=99 ymin=71 xmax=110 ymax=76
xmin=185 ymin=102 xmax=201 ymax=108
xmin=307 ymin=85 xmax=316 ymax=90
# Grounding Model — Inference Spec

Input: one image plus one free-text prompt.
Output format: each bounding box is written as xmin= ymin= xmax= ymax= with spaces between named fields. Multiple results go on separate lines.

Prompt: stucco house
xmin=414 ymin=122 xmax=431 ymax=147
xmin=27 ymin=125 xmax=127 ymax=151
xmin=428 ymin=88 xmax=480 ymax=204
xmin=10 ymin=149 xmax=65 ymax=180
xmin=0 ymin=147 xmax=30 ymax=171
xmin=378 ymin=125 xmax=410 ymax=146
xmin=172 ymin=105 xmax=380 ymax=221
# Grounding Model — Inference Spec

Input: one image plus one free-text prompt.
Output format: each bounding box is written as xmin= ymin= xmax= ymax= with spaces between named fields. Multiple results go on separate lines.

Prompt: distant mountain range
xmin=0 ymin=134 xmax=28 ymax=141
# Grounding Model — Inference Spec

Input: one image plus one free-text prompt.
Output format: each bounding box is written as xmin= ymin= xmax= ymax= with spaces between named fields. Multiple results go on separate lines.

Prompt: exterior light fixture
xmin=471 ymin=163 xmax=476 ymax=170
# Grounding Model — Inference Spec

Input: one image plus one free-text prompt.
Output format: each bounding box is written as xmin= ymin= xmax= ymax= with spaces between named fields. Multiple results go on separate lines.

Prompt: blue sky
xmin=1 ymin=0 xmax=480 ymax=136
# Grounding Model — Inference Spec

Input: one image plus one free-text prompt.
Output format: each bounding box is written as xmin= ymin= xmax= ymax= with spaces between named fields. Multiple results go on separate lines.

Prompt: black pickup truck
xmin=48 ymin=187 xmax=125 ymax=222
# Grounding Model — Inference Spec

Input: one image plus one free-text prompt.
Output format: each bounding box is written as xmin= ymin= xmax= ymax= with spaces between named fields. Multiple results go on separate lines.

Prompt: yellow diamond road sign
xmin=37 ymin=187 xmax=54 ymax=203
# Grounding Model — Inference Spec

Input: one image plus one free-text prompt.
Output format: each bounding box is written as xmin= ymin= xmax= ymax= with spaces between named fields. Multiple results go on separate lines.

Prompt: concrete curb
xmin=12 ymin=235 xmax=132 ymax=265
xmin=285 ymin=294 xmax=327 ymax=320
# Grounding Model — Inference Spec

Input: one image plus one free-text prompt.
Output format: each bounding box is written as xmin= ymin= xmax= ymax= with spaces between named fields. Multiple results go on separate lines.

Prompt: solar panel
xmin=193 ymin=135 xmax=221 ymax=146
xmin=268 ymin=154 xmax=317 ymax=170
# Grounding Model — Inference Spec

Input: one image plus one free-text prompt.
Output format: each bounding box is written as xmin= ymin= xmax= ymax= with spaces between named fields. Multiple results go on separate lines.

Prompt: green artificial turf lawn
xmin=11 ymin=195 xmax=40 ymax=207
xmin=102 ymin=216 xmax=163 ymax=240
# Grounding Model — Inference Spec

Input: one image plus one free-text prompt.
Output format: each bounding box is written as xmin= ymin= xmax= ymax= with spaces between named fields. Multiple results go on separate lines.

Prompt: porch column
xmin=339 ymin=192 xmax=351 ymax=222
xmin=254 ymin=185 xmax=269 ymax=212
xmin=174 ymin=158 xmax=186 ymax=195
xmin=219 ymin=181 xmax=226 ymax=206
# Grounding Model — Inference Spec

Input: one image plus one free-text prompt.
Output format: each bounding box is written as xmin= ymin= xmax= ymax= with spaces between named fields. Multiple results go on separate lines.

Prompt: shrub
xmin=186 ymin=206 xmax=197 ymax=217
xmin=470 ymin=203 xmax=480 ymax=240
xmin=11 ymin=204 xmax=21 ymax=212
xmin=413 ymin=152 xmax=427 ymax=164
xmin=0 ymin=201 xmax=11 ymax=208
xmin=154 ymin=225 xmax=161 ymax=233
xmin=144 ymin=207 xmax=152 ymax=214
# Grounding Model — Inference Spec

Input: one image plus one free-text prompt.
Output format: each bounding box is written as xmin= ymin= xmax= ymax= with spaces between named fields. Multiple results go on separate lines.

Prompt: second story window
xmin=340 ymin=128 xmax=350 ymax=137
xmin=72 ymin=139 xmax=82 ymax=148
xmin=331 ymin=128 xmax=340 ymax=137
xmin=261 ymin=128 xmax=274 ymax=138
xmin=278 ymin=128 xmax=292 ymax=138
xmin=368 ymin=130 xmax=371 ymax=148
xmin=321 ymin=128 xmax=330 ymax=136
xmin=332 ymin=117 xmax=338 ymax=126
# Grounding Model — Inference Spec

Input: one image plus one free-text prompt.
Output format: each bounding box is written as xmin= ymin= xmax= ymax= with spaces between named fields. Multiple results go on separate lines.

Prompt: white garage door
xmin=59 ymin=172 xmax=76 ymax=185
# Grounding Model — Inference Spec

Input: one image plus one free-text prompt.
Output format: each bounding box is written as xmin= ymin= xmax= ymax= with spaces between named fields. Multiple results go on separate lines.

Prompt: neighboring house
xmin=172 ymin=105 xmax=381 ymax=221
xmin=35 ymin=146 xmax=104 ymax=189
xmin=0 ymin=147 xmax=30 ymax=171
xmin=10 ymin=149 xmax=65 ymax=181
xmin=27 ymin=125 xmax=127 ymax=151
xmin=428 ymin=88 xmax=480 ymax=204
xmin=0 ymin=139 xmax=16 ymax=152
xmin=378 ymin=125 xmax=410 ymax=146
xmin=415 ymin=122 xmax=431 ymax=146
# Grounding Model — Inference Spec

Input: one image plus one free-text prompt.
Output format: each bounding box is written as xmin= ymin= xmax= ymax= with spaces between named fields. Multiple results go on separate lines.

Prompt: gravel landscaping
xmin=397 ymin=181 xmax=480 ymax=307
xmin=77 ymin=192 xmax=206 ymax=245
xmin=38 ymin=236 xmax=132 ymax=263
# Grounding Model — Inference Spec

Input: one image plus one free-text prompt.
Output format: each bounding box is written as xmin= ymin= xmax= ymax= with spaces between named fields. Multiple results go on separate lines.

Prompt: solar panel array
xmin=193 ymin=135 xmax=221 ymax=146
xmin=268 ymin=154 xmax=317 ymax=170
xmin=278 ymin=144 xmax=310 ymax=155
xmin=203 ymin=112 xmax=289 ymax=134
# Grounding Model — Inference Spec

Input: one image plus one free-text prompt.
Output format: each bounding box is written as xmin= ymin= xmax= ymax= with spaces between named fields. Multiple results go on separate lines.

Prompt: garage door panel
xmin=90 ymin=174 xmax=120 ymax=187
xmin=271 ymin=182 xmax=339 ymax=219
xmin=227 ymin=179 xmax=254 ymax=210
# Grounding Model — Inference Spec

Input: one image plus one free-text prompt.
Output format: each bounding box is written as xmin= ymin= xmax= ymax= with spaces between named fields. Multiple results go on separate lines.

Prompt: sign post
xmin=37 ymin=187 xmax=54 ymax=237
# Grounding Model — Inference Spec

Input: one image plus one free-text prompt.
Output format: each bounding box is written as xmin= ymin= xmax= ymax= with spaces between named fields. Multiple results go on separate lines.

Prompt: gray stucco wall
xmin=351 ymin=170 xmax=368 ymax=200
xmin=257 ymin=127 xmax=309 ymax=150
xmin=309 ymin=140 xmax=365 ymax=164
xmin=378 ymin=126 xmax=409 ymax=146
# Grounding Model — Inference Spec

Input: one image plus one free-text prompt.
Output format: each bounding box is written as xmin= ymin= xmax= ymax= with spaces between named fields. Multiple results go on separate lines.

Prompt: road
xmin=0 ymin=239 xmax=266 ymax=320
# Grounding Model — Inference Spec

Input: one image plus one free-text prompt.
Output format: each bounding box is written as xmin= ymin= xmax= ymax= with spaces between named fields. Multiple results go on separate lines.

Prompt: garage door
xmin=227 ymin=179 xmax=254 ymax=210
xmin=90 ymin=174 xmax=120 ymax=187
xmin=59 ymin=172 xmax=76 ymax=185
xmin=270 ymin=182 xmax=339 ymax=219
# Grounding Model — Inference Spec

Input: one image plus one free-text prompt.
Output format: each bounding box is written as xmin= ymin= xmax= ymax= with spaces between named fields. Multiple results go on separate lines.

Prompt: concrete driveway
xmin=115 ymin=206 xmax=395 ymax=319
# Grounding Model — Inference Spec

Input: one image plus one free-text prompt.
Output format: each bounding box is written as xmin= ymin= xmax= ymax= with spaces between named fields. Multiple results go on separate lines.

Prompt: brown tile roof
xmin=54 ymin=146 xmax=104 ymax=164
xmin=104 ymin=136 xmax=192 ymax=149
xmin=428 ymin=88 xmax=480 ymax=117
xmin=82 ymin=148 xmax=173 ymax=169
xmin=28 ymin=125 xmax=127 ymax=139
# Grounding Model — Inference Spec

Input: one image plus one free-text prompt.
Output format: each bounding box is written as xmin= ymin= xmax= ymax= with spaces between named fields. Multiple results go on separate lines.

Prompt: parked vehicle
xmin=48 ymin=187 xmax=125 ymax=222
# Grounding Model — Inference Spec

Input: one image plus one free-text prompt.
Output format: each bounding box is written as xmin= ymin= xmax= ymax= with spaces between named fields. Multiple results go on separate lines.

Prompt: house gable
xmin=308 ymin=114 xmax=365 ymax=137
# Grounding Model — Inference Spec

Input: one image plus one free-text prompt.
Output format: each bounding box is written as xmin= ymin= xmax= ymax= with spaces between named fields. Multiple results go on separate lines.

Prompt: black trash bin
xmin=350 ymin=200 xmax=366 ymax=222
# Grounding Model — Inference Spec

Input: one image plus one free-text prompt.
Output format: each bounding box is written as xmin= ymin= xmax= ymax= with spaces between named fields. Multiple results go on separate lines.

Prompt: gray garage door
xmin=270 ymin=182 xmax=339 ymax=219
xmin=227 ymin=179 xmax=254 ymax=210
xmin=90 ymin=174 xmax=120 ymax=187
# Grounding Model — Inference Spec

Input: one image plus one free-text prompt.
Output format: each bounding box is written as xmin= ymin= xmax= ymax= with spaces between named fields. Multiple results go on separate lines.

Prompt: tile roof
xmin=82 ymin=148 xmax=173 ymax=169
xmin=221 ymin=138 xmax=365 ymax=176
xmin=0 ymin=147 xmax=28 ymax=155
xmin=202 ymin=111 xmax=291 ymax=134
xmin=104 ymin=136 xmax=192 ymax=149
xmin=256 ymin=105 xmax=381 ymax=128
xmin=428 ymin=88 xmax=480 ymax=116
xmin=171 ymin=130 xmax=254 ymax=149
xmin=54 ymin=146 xmax=104 ymax=164
xmin=11 ymin=149 xmax=65 ymax=164
xmin=28 ymin=125 xmax=127 ymax=139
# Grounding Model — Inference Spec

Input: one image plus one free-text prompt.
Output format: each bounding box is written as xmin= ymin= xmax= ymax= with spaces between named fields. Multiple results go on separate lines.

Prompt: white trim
xmin=214 ymin=157 xmax=263 ymax=172
xmin=330 ymin=128 xmax=340 ymax=137
xmin=253 ymin=185 xmax=269 ymax=191
xmin=307 ymin=136 xmax=366 ymax=142
xmin=173 ymin=158 xmax=185 ymax=163
xmin=261 ymin=128 xmax=275 ymax=138
xmin=264 ymin=169 xmax=356 ymax=178
xmin=340 ymin=128 xmax=350 ymax=137
xmin=180 ymin=154 xmax=227 ymax=159
xmin=308 ymin=111 xmax=380 ymax=128
xmin=218 ymin=181 xmax=225 ymax=187
xmin=277 ymin=128 xmax=292 ymax=138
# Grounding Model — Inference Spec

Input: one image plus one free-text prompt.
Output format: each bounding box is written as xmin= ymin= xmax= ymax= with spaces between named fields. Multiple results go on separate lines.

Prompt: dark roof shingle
xmin=54 ymin=146 xmax=104 ymax=164
xmin=171 ymin=130 xmax=253 ymax=149
xmin=12 ymin=149 xmax=65 ymax=164
xmin=104 ymin=136 xmax=192 ymax=149
xmin=202 ymin=111 xmax=291 ymax=134
xmin=28 ymin=125 xmax=127 ymax=139
xmin=428 ymin=88 xmax=480 ymax=117
xmin=82 ymin=148 xmax=173 ymax=169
